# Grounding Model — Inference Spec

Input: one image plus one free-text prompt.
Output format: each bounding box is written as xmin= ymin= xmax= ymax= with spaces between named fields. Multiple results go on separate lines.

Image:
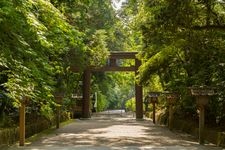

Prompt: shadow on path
xmin=6 ymin=113 xmax=224 ymax=150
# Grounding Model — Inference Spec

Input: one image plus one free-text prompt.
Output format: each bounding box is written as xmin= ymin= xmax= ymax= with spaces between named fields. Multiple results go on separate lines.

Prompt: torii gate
xmin=18 ymin=52 xmax=143 ymax=146
xmin=73 ymin=51 xmax=143 ymax=119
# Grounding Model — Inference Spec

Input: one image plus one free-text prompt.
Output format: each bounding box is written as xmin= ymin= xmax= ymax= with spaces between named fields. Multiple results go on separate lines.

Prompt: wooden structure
xmin=164 ymin=92 xmax=179 ymax=130
xmin=71 ymin=52 xmax=143 ymax=119
xmin=190 ymin=86 xmax=215 ymax=145
xmin=18 ymin=52 xmax=143 ymax=146
xmin=54 ymin=94 xmax=64 ymax=129
xmin=148 ymin=92 xmax=161 ymax=124
xmin=19 ymin=102 xmax=25 ymax=146
xmin=19 ymin=97 xmax=28 ymax=146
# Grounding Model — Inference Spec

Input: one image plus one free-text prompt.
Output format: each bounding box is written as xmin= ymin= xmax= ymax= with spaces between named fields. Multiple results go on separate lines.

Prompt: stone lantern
xmin=164 ymin=91 xmax=179 ymax=130
xmin=148 ymin=92 xmax=161 ymax=124
xmin=189 ymin=86 xmax=215 ymax=145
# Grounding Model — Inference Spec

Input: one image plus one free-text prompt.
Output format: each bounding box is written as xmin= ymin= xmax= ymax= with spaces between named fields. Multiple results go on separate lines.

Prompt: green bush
xmin=96 ymin=92 xmax=108 ymax=112
xmin=125 ymin=97 xmax=135 ymax=112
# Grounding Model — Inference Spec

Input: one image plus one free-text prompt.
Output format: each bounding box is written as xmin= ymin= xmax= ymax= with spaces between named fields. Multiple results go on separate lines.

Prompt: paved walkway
xmin=6 ymin=112 xmax=224 ymax=150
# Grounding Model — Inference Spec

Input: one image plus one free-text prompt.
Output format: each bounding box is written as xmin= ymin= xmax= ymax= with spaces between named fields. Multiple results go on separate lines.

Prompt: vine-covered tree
xmin=123 ymin=0 xmax=225 ymax=124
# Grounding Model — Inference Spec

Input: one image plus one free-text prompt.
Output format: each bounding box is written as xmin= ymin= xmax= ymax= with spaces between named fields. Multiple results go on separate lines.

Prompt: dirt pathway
xmin=6 ymin=113 xmax=224 ymax=150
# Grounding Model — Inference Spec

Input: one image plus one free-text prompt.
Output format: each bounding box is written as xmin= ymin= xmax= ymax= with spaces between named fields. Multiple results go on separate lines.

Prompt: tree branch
xmin=192 ymin=25 xmax=225 ymax=31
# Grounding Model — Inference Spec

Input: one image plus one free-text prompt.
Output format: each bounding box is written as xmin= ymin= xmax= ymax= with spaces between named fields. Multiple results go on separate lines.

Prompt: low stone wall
xmin=155 ymin=112 xmax=225 ymax=147
xmin=0 ymin=112 xmax=71 ymax=147
xmin=0 ymin=127 xmax=19 ymax=146
xmin=0 ymin=119 xmax=52 ymax=146
xmin=172 ymin=119 xmax=225 ymax=146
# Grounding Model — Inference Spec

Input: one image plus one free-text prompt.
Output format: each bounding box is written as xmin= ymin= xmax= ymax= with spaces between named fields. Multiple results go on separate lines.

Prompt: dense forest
xmin=0 ymin=0 xmax=135 ymax=127
xmin=132 ymin=0 xmax=225 ymax=126
xmin=1 ymin=0 xmax=225 ymax=130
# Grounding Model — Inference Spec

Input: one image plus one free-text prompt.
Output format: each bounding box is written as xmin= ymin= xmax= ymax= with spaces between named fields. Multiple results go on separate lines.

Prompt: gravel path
xmin=5 ymin=113 xmax=224 ymax=150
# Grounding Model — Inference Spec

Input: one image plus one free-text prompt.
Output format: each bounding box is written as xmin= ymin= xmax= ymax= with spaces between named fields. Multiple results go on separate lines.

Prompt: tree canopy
xmin=0 ymin=0 xmax=136 ymax=122
xmin=123 ymin=0 xmax=225 ymax=122
xmin=0 ymin=0 xmax=116 ymax=121
xmin=2 ymin=0 xmax=225 ymax=127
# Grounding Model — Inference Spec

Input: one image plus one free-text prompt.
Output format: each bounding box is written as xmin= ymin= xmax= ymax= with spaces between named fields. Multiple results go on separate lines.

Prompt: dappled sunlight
xmin=7 ymin=115 xmax=222 ymax=150
xmin=27 ymin=117 xmax=219 ymax=149
xmin=89 ymin=125 xmax=148 ymax=138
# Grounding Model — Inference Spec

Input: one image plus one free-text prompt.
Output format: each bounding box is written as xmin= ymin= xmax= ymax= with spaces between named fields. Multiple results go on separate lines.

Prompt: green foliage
xmin=93 ymin=72 xmax=135 ymax=110
xmin=51 ymin=0 xmax=115 ymax=67
xmin=121 ymin=0 xmax=225 ymax=124
xmin=40 ymin=103 xmax=54 ymax=120
xmin=0 ymin=0 xmax=113 ymax=124
xmin=48 ymin=0 xmax=136 ymax=113
xmin=144 ymin=74 xmax=163 ymax=92
xmin=0 ymin=0 xmax=135 ymax=123
xmin=125 ymin=97 xmax=135 ymax=112
xmin=96 ymin=92 xmax=108 ymax=112
xmin=0 ymin=0 xmax=85 ymax=107
xmin=85 ymin=30 xmax=109 ymax=66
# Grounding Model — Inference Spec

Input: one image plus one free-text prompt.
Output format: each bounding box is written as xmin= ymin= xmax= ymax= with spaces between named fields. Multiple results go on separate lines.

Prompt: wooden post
xmin=197 ymin=95 xmax=208 ymax=145
xmin=55 ymin=94 xmax=63 ymax=129
xmin=189 ymin=86 xmax=214 ymax=145
xmin=56 ymin=105 xmax=60 ymax=129
xmin=82 ymin=69 xmax=91 ymax=118
xmin=148 ymin=92 xmax=160 ymax=124
xmin=109 ymin=58 xmax=117 ymax=67
xmin=164 ymin=92 xmax=178 ymax=130
xmin=135 ymin=84 xmax=143 ymax=119
xmin=19 ymin=101 xmax=26 ymax=146
xmin=168 ymin=104 xmax=174 ymax=130
xmin=199 ymin=105 xmax=205 ymax=145
xmin=152 ymin=101 xmax=156 ymax=124
xmin=135 ymin=59 xmax=143 ymax=119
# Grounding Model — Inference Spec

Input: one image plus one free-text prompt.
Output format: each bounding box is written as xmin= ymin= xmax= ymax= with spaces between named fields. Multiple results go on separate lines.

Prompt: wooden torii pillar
xmin=82 ymin=69 xmax=91 ymax=118
xmin=135 ymin=59 xmax=143 ymax=119
xmin=81 ymin=52 xmax=143 ymax=119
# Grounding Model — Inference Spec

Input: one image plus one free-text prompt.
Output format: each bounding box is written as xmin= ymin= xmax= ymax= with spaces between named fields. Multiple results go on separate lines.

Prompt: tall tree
xmin=122 ymin=0 xmax=225 ymax=122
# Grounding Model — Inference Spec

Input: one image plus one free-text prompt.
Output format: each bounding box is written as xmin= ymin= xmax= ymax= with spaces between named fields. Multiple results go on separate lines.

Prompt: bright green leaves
xmin=0 ymin=0 xmax=85 ymax=107
xmin=138 ymin=45 xmax=179 ymax=85
xmin=95 ymin=91 xmax=108 ymax=112
xmin=51 ymin=0 xmax=116 ymax=67
xmin=125 ymin=97 xmax=135 ymax=112
xmin=124 ymin=0 xmax=225 ymax=121
xmin=131 ymin=0 xmax=225 ymax=87
xmin=92 ymin=72 xmax=135 ymax=110
xmin=85 ymin=30 xmax=109 ymax=66
xmin=3 ymin=59 xmax=35 ymax=106
xmin=0 ymin=0 xmax=139 ymax=115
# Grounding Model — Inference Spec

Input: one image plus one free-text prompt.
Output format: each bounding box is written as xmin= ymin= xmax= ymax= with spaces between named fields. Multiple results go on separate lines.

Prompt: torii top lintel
xmin=109 ymin=51 xmax=138 ymax=59
xmin=71 ymin=51 xmax=140 ymax=72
